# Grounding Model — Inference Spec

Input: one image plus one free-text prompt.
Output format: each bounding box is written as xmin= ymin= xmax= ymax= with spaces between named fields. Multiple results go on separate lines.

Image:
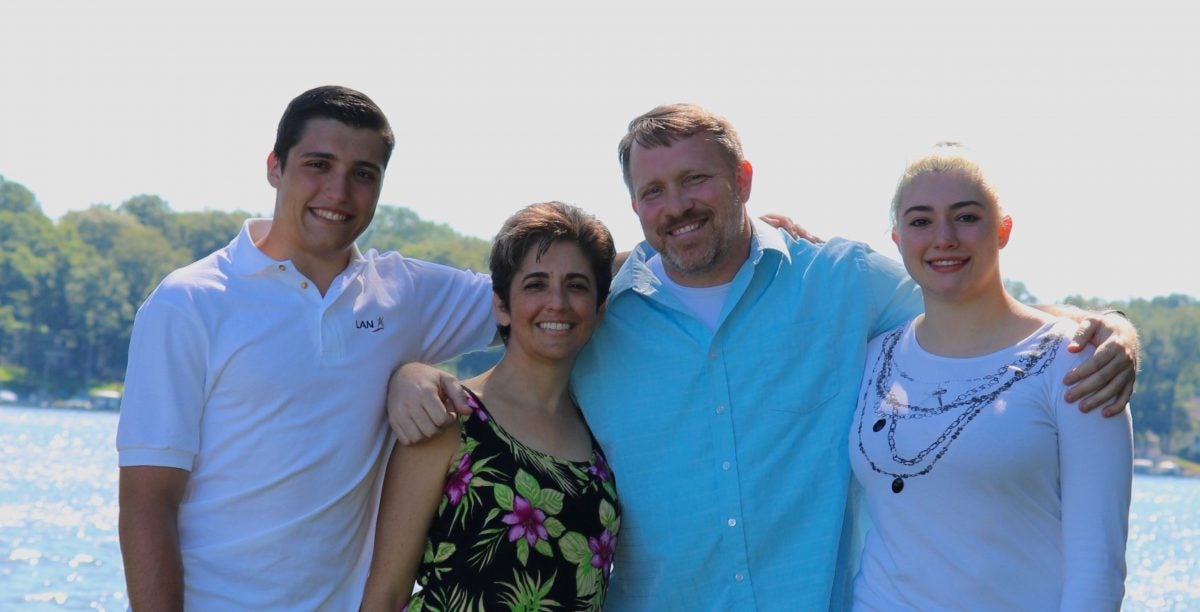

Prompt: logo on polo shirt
xmin=356 ymin=316 xmax=385 ymax=333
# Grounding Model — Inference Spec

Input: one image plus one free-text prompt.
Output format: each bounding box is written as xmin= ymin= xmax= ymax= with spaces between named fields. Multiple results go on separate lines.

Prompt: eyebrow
xmin=901 ymin=200 xmax=983 ymax=216
xmin=521 ymin=271 xmax=593 ymax=283
xmin=297 ymin=151 xmax=384 ymax=175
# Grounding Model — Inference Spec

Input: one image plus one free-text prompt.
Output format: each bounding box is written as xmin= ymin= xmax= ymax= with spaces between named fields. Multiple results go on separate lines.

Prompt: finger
xmin=1063 ymin=347 xmax=1120 ymax=402
xmin=1067 ymin=317 xmax=1099 ymax=353
xmin=1062 ymin=342 xmax=1114 ymax=389
xmin=438 ymin=376 xmax=473 ymax=416
xmin=1077 ymin=367 xmax=1133 ymax=413
xmin=1101 ymin=382 xmax=1136 ymax=418
xmin=420 ymin=389 xmax=456 ymax=427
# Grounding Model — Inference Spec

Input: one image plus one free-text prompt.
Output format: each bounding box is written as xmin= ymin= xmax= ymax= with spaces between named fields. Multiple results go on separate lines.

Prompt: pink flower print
xmin=444 ymin=453 xmax=473 ymax=506
xmin=464 ymin=391 xmax=489 ymax=422
xmin=587 ymin=452 xmax=611 ymax=482
xmin=588 ymin=529 xmax=616 ymax=570
xmin=501 ymin=495 xmax=549 ymax=546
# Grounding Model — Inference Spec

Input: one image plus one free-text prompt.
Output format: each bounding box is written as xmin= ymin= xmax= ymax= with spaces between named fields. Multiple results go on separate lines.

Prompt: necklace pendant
xmin=891 ymin=477 xmax=904 ymax=493
xmin=873 ymin=418 xmax=886 ymax=432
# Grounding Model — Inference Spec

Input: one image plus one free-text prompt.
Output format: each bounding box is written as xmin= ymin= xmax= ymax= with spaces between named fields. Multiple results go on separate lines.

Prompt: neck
xmin=470 ymin=352 xmax=575 ymax=415
xmin=916 ymin=284 xmax=1050 ymax=357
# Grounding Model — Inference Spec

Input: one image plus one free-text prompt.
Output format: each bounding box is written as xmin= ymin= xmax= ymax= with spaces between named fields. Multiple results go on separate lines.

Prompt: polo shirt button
xmin=715 ymin=405 xmax=724 ymax=415
xmin=708 ymin=351 xmax=717 ymax=360
xmin=300 ymin=281 xmax=309 ymax=289
xmin=277 ymin=264 xmax=286 ymax=271
xmin=735 ymin=572 xmax=745 ymax=582
xmin=727 ymin=518 xmax=736 ymax=527
xmin=722 ymin=461 xmax=731 ymax=471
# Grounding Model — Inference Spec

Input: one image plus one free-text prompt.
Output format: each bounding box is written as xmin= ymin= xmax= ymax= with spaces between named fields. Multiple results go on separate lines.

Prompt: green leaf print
xmin=516 ymin=537 xmax=530 ymax=566
xmin=575 ymin=560 xmax=599 ymax=598
xmin=558 ymin=532 xmax=590 ymax=565
xmin=534 ymin=538 xmax=553 ymax=558
xmin=599 ymin=499 xmax=617 ymax=531
xmin=536 ymin=488 xmax=564 ymax=515
xmin=494 ymin=483 xmax=515 ymax=510
xmin=515 ymin=469 xmax=540 ymax=501
xmin=432 ymin=542 xmax=456 ymax=563
xmin=498 ymin=569 xmax=561 ymax=612
xmin=543 ymin=516 xmax=565 ymax=538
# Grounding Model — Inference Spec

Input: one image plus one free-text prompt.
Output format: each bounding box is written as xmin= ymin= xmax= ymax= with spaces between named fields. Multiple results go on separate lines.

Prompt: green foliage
xmin=360 ymin=205 xmax=491 ymax=271
xmin=0 ymin=174 xmax=498 ymax=402
xmin=0 ymin=175 xmax=41 ymax=214
xmin=1063 ymin=293 xmax=1200 ymax=454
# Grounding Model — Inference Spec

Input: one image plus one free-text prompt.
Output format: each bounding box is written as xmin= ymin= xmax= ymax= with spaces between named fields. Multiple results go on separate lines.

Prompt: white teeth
xmin=930 ymin=259 xmax=963 ymax=266
xmin=312 ymin=209 xmax=348 ymax=221
xmin=670 ymin=222 xmax=702 ymax=235
xmin=538 ymin=322 xmax=571 ymax=331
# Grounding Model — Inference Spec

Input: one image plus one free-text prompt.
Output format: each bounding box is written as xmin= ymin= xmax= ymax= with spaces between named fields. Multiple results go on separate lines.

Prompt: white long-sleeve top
xmin=850 ymin=318 xmax=1132 ymax=611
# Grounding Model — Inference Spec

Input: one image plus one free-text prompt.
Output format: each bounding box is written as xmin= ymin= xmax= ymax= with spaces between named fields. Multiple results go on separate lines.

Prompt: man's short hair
xmin=273 ymin=86 xmax=395 ymax=170
xmin=617 ymin=103 xmax=745 ymax=194
xmin=490 ymin=201 xmax=616 ymax=344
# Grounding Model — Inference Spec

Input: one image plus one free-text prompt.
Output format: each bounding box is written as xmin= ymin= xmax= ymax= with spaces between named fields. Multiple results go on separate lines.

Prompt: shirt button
xmin=727 ymin=518 xmax=737 ymax=527
xmin=735 ymin=572 xmax=745 ymax=582
xmin=300 ymin=281 xmax=309 ymax=289
xmin=715 ymin=405 xmax=724 ymax=415
xmin=708 ymin=351 xmax=717 ymax=360
xmin=277 ymin=264 xmax=286 ymax=271
xmin=722 ymin=461 xmax=731 ymax=471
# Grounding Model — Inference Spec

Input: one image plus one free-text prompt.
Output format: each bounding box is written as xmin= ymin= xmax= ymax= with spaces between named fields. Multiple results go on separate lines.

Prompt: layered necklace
xmin=856 ymin=326 xmax=1062 ymax=493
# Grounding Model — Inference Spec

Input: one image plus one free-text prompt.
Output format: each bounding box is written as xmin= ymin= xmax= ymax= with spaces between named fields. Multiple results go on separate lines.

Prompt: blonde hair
xmin=890 ymin=142 xmax=1002 ymax=228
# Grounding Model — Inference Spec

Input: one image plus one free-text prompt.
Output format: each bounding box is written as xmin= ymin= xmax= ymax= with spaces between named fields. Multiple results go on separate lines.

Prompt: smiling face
xmin=892 ymin=169 xmax=1012 ymax=304
xmin=497 ymin=240 xmax=603 ymax=366
xmin=627 ymin=134 xmax=753 ymax=287
xmin=260 ymin=118 xmax=388 ymax=276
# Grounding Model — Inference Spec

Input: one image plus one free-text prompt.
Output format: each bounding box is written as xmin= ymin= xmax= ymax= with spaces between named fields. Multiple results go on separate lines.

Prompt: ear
xmin=891 ymin=227 xmax=900 ymax=247
xmin=998 ymin=215 xmax=1013 ymax=249
xmin=735 ymin=160 xmax=754 ymax=204
xmin=492 ymin=292 xmax=510 ymax=327
xmin=267 ymin=151 xmax=283 ymax=188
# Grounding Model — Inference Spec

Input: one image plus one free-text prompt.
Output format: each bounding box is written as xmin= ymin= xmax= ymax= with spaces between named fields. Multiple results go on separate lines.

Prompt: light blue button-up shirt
xmin=572 ymin=221 xmax=922 ymax=611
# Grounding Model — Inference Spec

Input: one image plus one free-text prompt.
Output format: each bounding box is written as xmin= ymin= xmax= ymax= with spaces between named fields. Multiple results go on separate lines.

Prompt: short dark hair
xmin=490 ymin=202 xmax=616 ymax=344
xmin=273 ymin=85 xmax=395 ymax=170
xmin=617 ymin=103 xmax=744 ymax=193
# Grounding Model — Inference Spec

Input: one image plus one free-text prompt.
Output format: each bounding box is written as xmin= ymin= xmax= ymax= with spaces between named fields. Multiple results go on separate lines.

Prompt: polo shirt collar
xmin=610 ymin=218 xmax=792 ymax=299
xmin=229 ymin=218 xmax=366 ymax=276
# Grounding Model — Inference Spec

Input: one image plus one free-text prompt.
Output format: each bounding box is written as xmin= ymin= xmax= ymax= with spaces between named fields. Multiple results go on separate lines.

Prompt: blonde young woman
xmin=850 ymin=145 xmax=1133 ymax=611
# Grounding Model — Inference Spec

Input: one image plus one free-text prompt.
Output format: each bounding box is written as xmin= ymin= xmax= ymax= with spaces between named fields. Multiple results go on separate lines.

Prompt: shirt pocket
xmin=726 ymin=320 xmax=843 ymax=414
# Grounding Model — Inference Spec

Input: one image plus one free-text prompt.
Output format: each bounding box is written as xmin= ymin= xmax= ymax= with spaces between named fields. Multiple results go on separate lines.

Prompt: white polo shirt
xmin=117 ymin=219 xmax=495 ymax=610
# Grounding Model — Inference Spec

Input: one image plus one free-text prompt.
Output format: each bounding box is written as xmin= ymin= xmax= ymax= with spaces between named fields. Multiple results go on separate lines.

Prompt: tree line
xmin=0 ymin=174 xmax=489 ymax=402
xmin=1 ymin=174 xmax=1196 ymax=457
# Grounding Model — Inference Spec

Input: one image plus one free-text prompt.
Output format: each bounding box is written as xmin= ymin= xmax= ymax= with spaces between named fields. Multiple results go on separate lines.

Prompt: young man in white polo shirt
xmin=116 ymin=86 xmax=497 ymax=610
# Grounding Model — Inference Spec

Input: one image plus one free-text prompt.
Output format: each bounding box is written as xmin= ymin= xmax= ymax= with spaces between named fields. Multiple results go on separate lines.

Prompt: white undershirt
xmin=648 ymin=254 xmax=731 ymax=332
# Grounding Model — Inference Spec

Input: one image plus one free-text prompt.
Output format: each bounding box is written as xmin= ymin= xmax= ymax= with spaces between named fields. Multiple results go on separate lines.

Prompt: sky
xmin=2 ymin=0 xmax=1197 ymax=303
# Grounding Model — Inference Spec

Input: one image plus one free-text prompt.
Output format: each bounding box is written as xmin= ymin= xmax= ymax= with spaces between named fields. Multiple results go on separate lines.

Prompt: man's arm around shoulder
xmin=120 ymin=465 xmax=189 ymax=611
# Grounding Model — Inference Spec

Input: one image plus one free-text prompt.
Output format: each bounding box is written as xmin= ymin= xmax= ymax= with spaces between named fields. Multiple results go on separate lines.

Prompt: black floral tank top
xmin=406 ymin=388 xmax=620 ymax=612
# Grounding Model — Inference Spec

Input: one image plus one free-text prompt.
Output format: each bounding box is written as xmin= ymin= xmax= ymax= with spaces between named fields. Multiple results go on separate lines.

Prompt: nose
xmin=933 ymin=220 xmax=958 ymax=249
xmin=664 ymin=186 xmax=694 ymax=216
xmin=546 ymin=285 xmax=568 ymax=310
xmin=323 ymin=171 xmax=351 ymax=203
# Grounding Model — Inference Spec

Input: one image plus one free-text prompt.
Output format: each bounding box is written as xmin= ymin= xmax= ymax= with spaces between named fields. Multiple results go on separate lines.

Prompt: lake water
xmin=2 ymin=405 xmax=1198 ymax=610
